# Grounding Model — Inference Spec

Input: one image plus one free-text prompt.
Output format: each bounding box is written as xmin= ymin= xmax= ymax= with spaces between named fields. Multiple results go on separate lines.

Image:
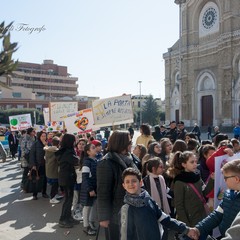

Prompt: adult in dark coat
xmin=165 ymin=121 xmax=178 ymax=144
xmin=97 ymin=130 xmax=138 ymax=240
xmin=30 ymin=131 xmax=48 ymax=200
xmin=55 ymin=133 xmax=79 ymax=228
xmin=177 ymin=121 xmax=187 ymax=141
xmin=8 ymin=131 xmax=19 ymax=159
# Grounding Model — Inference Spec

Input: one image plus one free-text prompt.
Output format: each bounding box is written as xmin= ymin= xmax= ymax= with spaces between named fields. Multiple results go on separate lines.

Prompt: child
xmin=143 ymin=157 xmax=171 ymax=240
xmin=91 ymin=139 xmax=103 ymax=161
xmin=120 ymin=167 xmax=197 ymax=240
xmin=80 ymin=143 xmax=98 ymax=236
xmin=72 ymin=138 xmax=87 ymax=221
xmin=167 ymin=151 xmax=214 ymax=227
xmin=194 ymin=159 xmax=240 ymax=239
xmin=44 ymin=136 xmax=61 ymax=203
xmin=143 ymin=157 xmax=170 ymax=214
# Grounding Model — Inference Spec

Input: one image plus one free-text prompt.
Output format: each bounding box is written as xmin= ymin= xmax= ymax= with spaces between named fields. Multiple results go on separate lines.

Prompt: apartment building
xmin=11 ymin=59 xmax=78 ymax=100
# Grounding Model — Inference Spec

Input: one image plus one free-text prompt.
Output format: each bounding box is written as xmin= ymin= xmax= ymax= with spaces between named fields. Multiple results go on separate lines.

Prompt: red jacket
xmin=206 ymin=146 xmax=227 ymax=198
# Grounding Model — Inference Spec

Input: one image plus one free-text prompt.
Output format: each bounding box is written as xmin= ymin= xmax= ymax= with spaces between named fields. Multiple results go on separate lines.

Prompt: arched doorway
xmin=197 ymin=71 xmax=216 ymax=126
xmin=201 ymin=95 xmax=213 ymax=126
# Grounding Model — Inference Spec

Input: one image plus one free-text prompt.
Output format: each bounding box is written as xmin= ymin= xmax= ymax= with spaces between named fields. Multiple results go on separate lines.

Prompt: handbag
xmin=187 ymin=183 xmax=211 ymax=215
xmin=23 ymin=168 xmax=44 ymax=193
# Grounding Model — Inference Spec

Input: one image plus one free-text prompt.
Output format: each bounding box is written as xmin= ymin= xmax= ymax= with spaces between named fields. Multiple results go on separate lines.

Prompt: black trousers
xmin=33 ymin=165 xmax=47 ymax=197
xmin=59 ymin=185 xmax=74 ymax=222
xmin=50 ymin=182 xmax=59 ymax=199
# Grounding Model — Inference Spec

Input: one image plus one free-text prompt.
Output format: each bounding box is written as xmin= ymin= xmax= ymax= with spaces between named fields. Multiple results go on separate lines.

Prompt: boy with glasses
xmin=194 ymin=159 xmax=240 ymax=239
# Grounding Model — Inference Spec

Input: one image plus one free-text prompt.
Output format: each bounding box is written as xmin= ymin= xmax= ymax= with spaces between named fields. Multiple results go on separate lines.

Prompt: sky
xmin=2 ymin=0 xmax=180 ymax=100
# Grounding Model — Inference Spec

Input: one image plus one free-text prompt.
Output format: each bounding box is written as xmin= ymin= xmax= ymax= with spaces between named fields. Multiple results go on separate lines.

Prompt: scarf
xmin=148 ymin=172 xmax=171 ymax=214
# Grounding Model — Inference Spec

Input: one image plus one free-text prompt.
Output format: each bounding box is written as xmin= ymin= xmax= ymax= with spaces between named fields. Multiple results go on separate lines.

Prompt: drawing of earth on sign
xmin=10 ymin=118 xmax=18 ymax=126
xmin=10 ymin=118 xmax=18 ymax=130
xmin=74 ymin=117 xmax=89 ymax=131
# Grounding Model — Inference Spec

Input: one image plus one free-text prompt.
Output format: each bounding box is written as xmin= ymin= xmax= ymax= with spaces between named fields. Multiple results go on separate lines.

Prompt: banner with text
xmin=64 ymin=108 xmax=94 ymax=135
xmin=92 ymin=95 xmax=134 ymax=127
xmin=9 ymin=113 xmax=32 ymax=131
xmin=49 ymin=102 xmax=78 ymax=121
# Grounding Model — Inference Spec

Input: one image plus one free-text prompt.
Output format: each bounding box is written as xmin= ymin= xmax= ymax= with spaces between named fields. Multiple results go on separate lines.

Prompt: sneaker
xmin=42 ymin=193 xmax=49 ymax=198
xmin=89 ymin=221 xmax=98 ymax=231
xmin=68 ymin=217 xmax=80 ymax=225
xmin=83 ymin=226 xmax=96 ymax=236
xmin=50 ymin=197 xmax=60 ymax=204
xmin=73 ymin=210 xmax=83 ymax=221
xmin=55 ymin=193 xmax=64 ymax=200
xmin=59 ymin=220 xmax=73 ymax=228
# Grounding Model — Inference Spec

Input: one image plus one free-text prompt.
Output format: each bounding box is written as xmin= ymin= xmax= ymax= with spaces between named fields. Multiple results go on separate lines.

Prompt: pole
xmin=174 ymin=0 xmax=186 ymax=121
xmin=138 ymin=81 xmax=142 ymax=126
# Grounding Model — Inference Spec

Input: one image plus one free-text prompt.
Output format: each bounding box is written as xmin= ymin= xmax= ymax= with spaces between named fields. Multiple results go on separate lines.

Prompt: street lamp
xmin=138 ymin=81 xmax=142 ymax=126
xmin=174 ymin=0 xmax=186 ymax=121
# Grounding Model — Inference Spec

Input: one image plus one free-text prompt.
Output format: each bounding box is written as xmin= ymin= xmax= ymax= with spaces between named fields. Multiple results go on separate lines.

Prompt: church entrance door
xmin=201 ymin=95 xmax=213 ymax=126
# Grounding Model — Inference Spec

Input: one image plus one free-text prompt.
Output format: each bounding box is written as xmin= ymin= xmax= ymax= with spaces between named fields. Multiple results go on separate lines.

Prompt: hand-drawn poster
xmin=64 ymin=108 xmax=94 ymax=135
xmin=47 ymin=121 xmax=64 ymax=132
xmin=92 ymin=95 xmax=134 ymax=127
xmin=49 ymin=102 xmax=78 ymax=121
xmin=9 ymin=114 xmax=32 ymax=131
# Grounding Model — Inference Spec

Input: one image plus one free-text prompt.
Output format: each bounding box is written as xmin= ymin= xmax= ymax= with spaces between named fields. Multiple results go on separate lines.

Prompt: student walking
xmin=120 ymin=167 xmax=197 ymax=240
xmin=80 ymin=143 xmax=98 ymax=236
xmin=167 ymin=151 xmax=214 ymax=227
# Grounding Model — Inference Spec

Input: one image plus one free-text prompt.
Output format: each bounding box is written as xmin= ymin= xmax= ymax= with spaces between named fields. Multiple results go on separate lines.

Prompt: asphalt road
xmin=0 ymin=158 xmax=105 ymax=240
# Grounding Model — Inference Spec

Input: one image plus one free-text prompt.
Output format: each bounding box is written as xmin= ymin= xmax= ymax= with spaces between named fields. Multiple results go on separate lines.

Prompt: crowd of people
xmin=0 ymin=122 xmax=240 ymax=240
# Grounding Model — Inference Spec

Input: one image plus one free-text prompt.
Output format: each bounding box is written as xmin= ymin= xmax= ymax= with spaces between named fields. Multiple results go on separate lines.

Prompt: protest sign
xmin=64 ymin=108 xmax=94 ymax=135
xmin=92 ymin=95 xmax=134 ymax=127
xmin=9 ymin=114 xmax=32 ymax=131
xmin=49 ymin=102 xmax=78 ymax=121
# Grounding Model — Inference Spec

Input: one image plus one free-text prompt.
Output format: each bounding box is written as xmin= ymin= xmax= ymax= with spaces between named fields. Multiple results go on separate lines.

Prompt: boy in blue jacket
xmin=194 ymin=159 xmax=240 ymax=239
xmin=120 ymin=168 xmax=197 ymax=240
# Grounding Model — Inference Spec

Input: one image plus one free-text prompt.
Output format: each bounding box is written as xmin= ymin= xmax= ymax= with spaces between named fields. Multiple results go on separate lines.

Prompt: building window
xmin=17 ymin=105 xmax=24 ymax=109
xmin=12 ymin=92 xmax=22 ymax=98
xmin=6 ymin=105 xmax=11 ymax=109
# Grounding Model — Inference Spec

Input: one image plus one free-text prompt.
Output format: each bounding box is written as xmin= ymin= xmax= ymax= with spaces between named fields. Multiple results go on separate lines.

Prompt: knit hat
xmin=91 ymin=140 xmax=102 ymax=147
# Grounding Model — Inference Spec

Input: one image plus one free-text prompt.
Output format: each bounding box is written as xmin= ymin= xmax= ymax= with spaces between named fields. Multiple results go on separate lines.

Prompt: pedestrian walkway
xmin=0 ymin=158 xmax=104 ymax=240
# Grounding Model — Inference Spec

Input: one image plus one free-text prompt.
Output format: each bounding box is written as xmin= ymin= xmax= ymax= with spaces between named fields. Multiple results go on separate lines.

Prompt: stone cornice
xmin=163 ymin=29 xmax=240 ymax=59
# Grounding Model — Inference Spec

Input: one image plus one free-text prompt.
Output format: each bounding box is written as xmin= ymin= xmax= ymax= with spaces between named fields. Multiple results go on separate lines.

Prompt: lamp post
xmin=138 ymin=81 xmax=142 ymax=127
xmin=174 ymin=0 xmax=186 ymax=121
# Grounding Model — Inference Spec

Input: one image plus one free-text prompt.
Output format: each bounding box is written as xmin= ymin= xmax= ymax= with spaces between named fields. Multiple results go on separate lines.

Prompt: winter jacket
xmin=206 ymin=146 xmax=227 ymax=198
xmin=173 ymin=171 xmax=214 ymax=227
xmin=97 ymin=152 xmax=137 ymax=224
xmin=222 ymin=210 xmax=240 ymax=240
xmin=136 ymin=135 xmax=154 ymax=148
xmin=29 ymin=140 xmax=45 ymax=167
xmin=44 ymin=145 xmax=59 ymax=179
xmin=80 ymin=157 xmax=97 ymax=206
xmin=55 ymin=148 xmax=79 ymax=187
xmin=120 ymin=189 xmax=189 ymax=240
xmin=196 ymin=190 xmax=240 ymax=237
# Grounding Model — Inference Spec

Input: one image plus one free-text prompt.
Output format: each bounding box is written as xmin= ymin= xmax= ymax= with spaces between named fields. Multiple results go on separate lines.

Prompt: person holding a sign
xmin=97 ymin=130 xmax=138 ymax=240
